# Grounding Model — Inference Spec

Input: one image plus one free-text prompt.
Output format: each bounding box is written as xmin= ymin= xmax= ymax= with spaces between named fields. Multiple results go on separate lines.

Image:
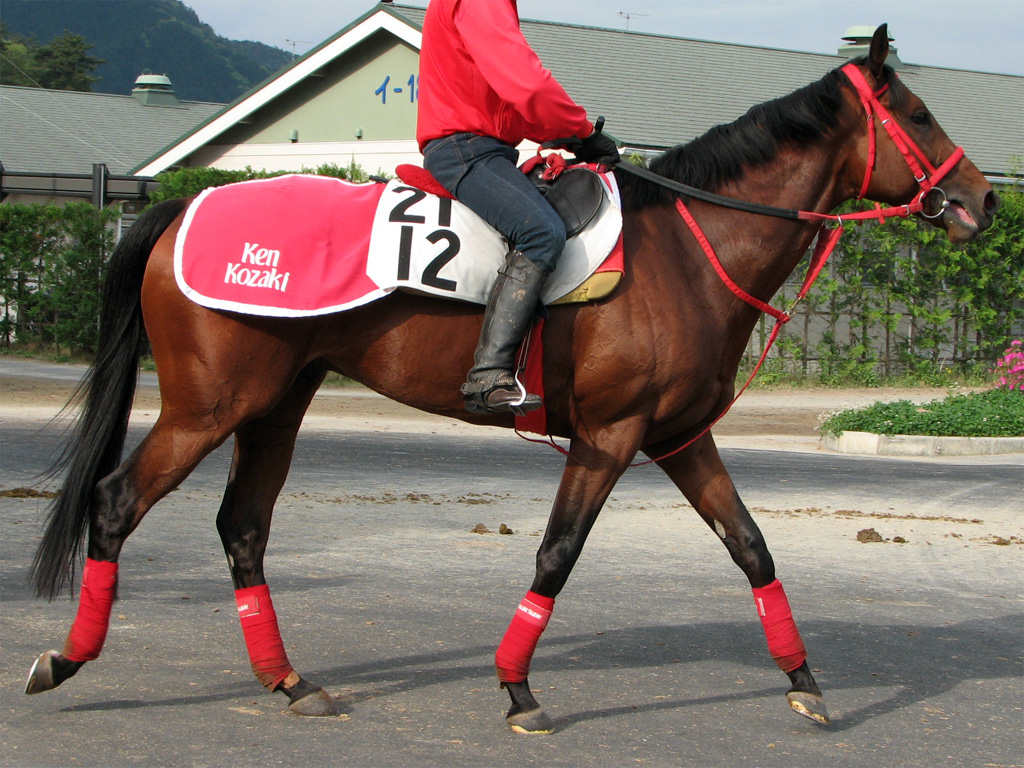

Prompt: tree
xmin=0 ymin=23 xmax=42 ymax=86
xmin=0 ymin=27 xmax=103 ymax=91
xmin=34 ymin=31 xmax=103 ymax=91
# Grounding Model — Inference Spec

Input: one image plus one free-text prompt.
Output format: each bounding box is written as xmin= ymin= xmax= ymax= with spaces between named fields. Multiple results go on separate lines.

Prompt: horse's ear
xmin=868 ymin=24 xmax=890 ymax=80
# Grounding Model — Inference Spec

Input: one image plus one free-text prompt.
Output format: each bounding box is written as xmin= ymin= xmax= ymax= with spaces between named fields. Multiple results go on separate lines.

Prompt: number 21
xmin=390 ymin=187 xmax=460 ymax=291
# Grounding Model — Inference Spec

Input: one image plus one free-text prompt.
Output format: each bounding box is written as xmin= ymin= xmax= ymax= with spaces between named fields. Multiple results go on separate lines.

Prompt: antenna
xmin=617 ymin=11 xmax=650 ymax=31
xmin=285 ymin=39 xmax=314 ymax=58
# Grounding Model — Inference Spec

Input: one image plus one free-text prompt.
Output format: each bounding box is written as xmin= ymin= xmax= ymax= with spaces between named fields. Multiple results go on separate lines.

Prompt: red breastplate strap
xmin=630 ymin=65 xmax=966 ymax=467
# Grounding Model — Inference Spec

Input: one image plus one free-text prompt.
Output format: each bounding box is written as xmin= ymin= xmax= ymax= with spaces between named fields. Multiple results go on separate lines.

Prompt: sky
xmin=181 ymin=0 xmax=1024 ymax=76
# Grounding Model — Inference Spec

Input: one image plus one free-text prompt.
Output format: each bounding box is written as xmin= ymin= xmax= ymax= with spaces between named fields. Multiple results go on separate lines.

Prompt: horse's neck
xmin=701 ymin=140 xmax=851 ymax=305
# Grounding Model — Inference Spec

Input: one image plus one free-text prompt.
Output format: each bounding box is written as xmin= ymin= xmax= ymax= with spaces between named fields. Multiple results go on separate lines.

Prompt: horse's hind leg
xmin=653 ymin=434 xmax=830 ymax=725
xmin=26 ymin=403 xmax=247 ymax=694
xmin=214 ymin=364 xmax=338 ymax=716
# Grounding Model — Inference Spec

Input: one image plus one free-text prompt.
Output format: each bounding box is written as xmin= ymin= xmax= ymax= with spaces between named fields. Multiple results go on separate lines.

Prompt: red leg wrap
xmin=235 ymin=585 xmax=294 ymax=690
xmin=495 ymin=591 xmax=554 ymax=683
xmin=63 ymin=558 xmax=118 ymax=662
xmin=752 ymin=579 xmax=807 ymax=672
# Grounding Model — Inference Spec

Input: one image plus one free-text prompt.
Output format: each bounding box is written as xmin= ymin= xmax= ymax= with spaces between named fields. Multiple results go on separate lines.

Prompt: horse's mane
xmin=622 ymin=61 xmax=904 ymax=210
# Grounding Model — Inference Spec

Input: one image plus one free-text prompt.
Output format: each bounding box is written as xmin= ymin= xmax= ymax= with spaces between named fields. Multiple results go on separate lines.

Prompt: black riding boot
xmin=462 ymin=250 xmax=548 ymax=415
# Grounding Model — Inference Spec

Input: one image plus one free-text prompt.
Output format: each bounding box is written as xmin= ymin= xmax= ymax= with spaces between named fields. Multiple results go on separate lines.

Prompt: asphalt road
xmin=1 ymin=371 xmax=1022 ymax=767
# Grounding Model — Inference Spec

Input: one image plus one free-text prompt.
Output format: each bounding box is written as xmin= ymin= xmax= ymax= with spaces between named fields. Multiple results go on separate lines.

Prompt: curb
xmin=821 ymin=430 xmax=1024 ymax=457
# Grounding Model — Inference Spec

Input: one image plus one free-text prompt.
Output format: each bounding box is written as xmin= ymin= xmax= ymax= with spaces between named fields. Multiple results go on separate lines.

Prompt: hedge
xmin=0 ymin=202 xmax=119 ymax=355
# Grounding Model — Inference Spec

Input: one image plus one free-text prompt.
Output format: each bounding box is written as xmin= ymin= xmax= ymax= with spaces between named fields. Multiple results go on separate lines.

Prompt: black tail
xmin=30 ymin=198 xmax=188 ymax=600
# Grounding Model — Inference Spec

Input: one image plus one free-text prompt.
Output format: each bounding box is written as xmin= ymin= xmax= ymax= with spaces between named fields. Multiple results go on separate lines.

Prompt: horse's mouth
xmin=943 ymin=200 xmax=981 ymax=243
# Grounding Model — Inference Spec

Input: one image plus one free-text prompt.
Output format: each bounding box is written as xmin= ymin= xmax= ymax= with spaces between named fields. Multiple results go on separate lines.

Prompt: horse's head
xmin=843 ymin=25 xmax=1000 ymax=243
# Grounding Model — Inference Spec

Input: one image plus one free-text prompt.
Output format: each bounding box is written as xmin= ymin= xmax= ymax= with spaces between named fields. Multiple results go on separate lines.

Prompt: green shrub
xmin=819 ymin=388 xmax=1024 ymax=437
xmin=147 ymin=161 xmax=371 ymax=204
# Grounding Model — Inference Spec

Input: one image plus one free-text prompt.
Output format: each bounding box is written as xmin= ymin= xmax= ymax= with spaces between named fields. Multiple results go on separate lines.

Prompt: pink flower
xmin=992 ymin=340 xmax=1024 ymax=391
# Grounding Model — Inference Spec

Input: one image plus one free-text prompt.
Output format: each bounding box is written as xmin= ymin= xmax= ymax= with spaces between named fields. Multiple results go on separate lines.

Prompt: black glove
xmin=574 ymin=131 xmax=620 ymax=165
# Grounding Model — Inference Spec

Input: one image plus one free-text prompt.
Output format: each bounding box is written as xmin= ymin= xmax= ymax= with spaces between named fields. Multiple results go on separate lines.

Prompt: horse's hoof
xmin=25 ymin=651 xmax=58 ymax=694
xmin=507 ymin=706 xmax=556 ymax=734
xmin=787 ymin=690 xmax=830 ymax=725
xmin=26 ymin=650 xmax=80 ymax=694
xmin=25 ymin=650 xmax=84 ymax=695
xmin=288 ymin=688 xmax=339 ymax=717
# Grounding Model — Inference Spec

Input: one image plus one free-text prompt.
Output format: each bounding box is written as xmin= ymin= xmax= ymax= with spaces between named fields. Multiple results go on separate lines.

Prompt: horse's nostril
xmin=984 ymin=190 xmax=1002 ymax=216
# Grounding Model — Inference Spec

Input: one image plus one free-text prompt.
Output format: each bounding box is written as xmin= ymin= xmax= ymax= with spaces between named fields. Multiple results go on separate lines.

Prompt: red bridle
xmin=678 ymin=63 xmax=970 ymax=328
xmin=840 ymin=63 xmax=964 ymax=218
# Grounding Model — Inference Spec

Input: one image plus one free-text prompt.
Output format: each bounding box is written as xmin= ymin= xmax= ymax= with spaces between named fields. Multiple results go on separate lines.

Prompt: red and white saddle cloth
xmin=174 ymin=171 xmax=623 ymax=317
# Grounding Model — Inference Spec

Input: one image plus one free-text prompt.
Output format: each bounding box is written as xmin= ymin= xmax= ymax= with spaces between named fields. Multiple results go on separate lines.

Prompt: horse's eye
xmin=911 ymin=111 xmax=931 ymax=126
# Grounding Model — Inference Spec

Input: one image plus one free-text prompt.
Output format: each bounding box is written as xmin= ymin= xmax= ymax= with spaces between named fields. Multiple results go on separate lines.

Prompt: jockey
xmin=417 ymin=0 xmax=619 ymax=415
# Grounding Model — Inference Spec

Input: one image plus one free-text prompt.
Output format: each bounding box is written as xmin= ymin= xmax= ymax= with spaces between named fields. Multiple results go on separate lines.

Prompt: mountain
xmin=1 ymin=0 xmax=295 ymax=103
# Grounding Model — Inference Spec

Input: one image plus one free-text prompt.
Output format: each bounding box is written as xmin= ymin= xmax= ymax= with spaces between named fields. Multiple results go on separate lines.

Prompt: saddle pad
xmin=175 ymin=175 xmax=391 ymax=316
xmin=175 ymin=172 xmax=622 ymax=317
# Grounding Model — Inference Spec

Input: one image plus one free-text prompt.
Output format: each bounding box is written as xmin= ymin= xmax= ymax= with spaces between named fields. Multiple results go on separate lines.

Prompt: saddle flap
xmin=540 ymin=169 xmax=606 ymax=239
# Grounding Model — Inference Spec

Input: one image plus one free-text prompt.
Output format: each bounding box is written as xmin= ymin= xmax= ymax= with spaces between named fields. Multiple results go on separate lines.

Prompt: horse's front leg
xmin=500 ymin=425 xmax=643 ymax=734
xmin=215 ymin=364 xmax=338 ymax=716
xmin=653 ymin=433 xmax=829 ymax=724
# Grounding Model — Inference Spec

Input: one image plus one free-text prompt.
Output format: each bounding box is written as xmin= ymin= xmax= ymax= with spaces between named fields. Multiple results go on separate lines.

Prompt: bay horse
xmin=26 ymin=29 xmax=998 ymax=732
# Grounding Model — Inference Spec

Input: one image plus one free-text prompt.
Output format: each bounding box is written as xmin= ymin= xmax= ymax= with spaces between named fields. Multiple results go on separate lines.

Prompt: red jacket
xmin=416 ymin=0 xmax=593 ymax=150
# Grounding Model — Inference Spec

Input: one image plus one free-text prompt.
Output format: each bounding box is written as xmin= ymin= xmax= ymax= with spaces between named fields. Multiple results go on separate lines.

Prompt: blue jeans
xmin=422 ymin=133 xmax=566 ymax=273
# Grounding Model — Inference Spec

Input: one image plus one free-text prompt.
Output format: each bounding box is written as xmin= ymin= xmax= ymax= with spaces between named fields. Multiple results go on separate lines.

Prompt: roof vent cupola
xmin=132 ymin=73 xmax=181 ymax=106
